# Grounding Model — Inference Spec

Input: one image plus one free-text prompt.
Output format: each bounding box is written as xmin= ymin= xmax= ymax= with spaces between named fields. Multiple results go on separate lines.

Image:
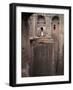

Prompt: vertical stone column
xmin=28 ymin=15 xmax=33 ymax=38
xmin=32 ymin=14 xmax=36 ymax=38
xmin=59 ymin=15 xmax=64 ymax=57
xmin=46 ymin=14 xmax=51 ymax=38
xmin=57 ymin=15 xmax=64 ymax=75
xmin=49 ymin=15 xmax=52 ymax=38
xmin=29 ymin=14 xmax=36 ymax=38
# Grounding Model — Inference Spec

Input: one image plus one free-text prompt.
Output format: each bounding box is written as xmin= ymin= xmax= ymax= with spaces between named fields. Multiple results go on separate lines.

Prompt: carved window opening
xmin=37 ymin=15 xmax=46 ymax=25
xmin=53 ymin=24 xmax=56 ymax=30
xmin=52 ymin=16 xmax=59 ymax=31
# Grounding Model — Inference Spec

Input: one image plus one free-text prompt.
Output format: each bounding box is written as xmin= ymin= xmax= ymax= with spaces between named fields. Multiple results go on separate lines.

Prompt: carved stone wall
xmin=22 ymin=13 xmax=64 ymax=77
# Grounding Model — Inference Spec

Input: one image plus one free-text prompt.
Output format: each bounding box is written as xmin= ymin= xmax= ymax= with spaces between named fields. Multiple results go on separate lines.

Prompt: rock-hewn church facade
xmin=22 ymin=13 xmax=64 ymax=77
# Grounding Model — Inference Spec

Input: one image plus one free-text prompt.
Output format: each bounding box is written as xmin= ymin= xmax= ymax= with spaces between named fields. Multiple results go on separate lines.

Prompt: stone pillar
xmin=46 ymin=14 xmax=51 ymax=38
